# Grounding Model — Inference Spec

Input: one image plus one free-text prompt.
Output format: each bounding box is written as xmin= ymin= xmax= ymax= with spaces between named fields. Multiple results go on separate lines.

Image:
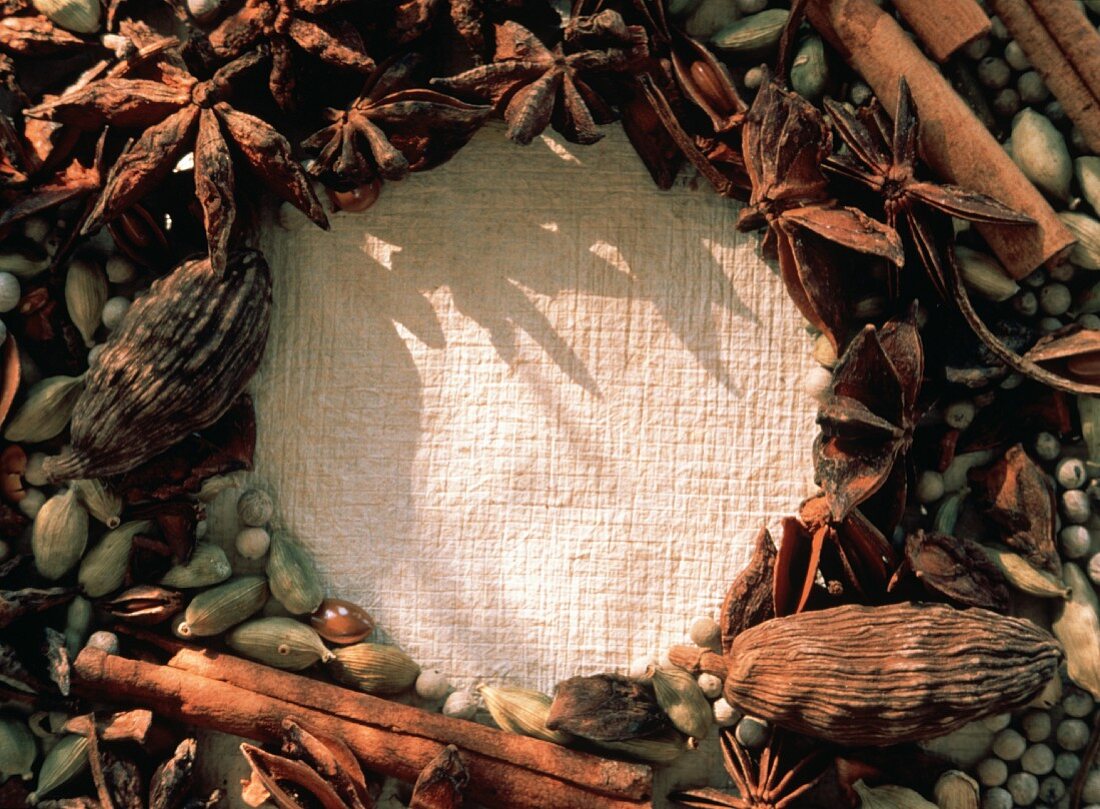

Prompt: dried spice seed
xmin=893 ymin=530 xmax=1011 ymax=613
xmin=547 ymin=673 xmax=666 ymax=742
xmin=719 ymin=526 xmax=776 ymax=651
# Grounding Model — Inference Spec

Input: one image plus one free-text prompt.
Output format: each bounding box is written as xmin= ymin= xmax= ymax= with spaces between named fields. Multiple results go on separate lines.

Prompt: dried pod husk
xmin=64 ymin=258 xmax=107 ymax=348
xmin=72 ymin=478 xmax=121 ymax=528
xmin=159 ymin=542 xmax=231 ymax=589
xmin=790 ymin=34 xmax=828 ymax=102
xmin=666 ymin=645 xmax=729 ymax=679
xmin=934 ymin=769 xmax=979 ymax=809
xmin=1053 ymin=562 xmax=1100 ymax=700
xmin=547 ymin=674 xmax=666 ymax=741
xmin=44 ymin=251 xmax=272 ymax=482
xmin=4 ymin=374 xmax=85 ymax=443
xmin=410 ymin=745 xmax=468 ymax=809
xmin=917 ymin=721 xmax=994 ymax=768
xmin=976 ymin=544 xmax=1069 ymax=599
xmin=1059 ymin=211 xmax=1100 ymax=269
xmin=30 ymin=734 xmax=88 ymax=802
xmin=77 ymin=520 xmax=152 ymax=598
xmin=954 ymin=246 xmax=1019 ymax=302
xmin=711 ymin=8 xmax=789 ymax=58
xmin=100 ymin=585 xmax=183 ymax=624
xmin=719 ymin=526 xmax=775 ymax=651
xmin=853 ymin=780 xmax=936 ymax=809
xmin=180 ymin=575 xmax=268 ymax=637
xmin=902 ymin=531 xmax=1010 ymax=612
xmin=226 ymin=617 xmax=333 ymax=670
xmin=1077 ymin=155 xmax=1100 ymax=214
xmin=0 ymin=716 xmax=35 ymax=780
xmin=149 ymin=738 xmax=196 ymax=809
xmin=32 ymin=488 xmax=89 ymax=580
xmin=328 ymin=642 xmax=420 ymax=695
xmin=587 ymin=730 xmax=688 ymax=765
xmin=723 ymin=603 xmax=1062 ymax=745
xmin=266 ymin=532 xmax=323 ymax=615
xmin=1010 ymin=109 xmax=1073 ymax=203
xmin=649 ymin=666 xmax=711 ymax=740
xmin=478 ymin=684 xmax=572 ymax=745
xmin=31 ymin=0 xmax=100 ymax=33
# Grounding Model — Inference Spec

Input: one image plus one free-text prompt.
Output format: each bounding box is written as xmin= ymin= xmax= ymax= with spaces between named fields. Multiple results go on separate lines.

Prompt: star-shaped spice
xmin=823 ymin=78 xmax=1034 ymax=299
xmin=302 ymin=54 xmax=491 ymax=188
xmin=814 ymin=309 xmax=923 ymax=528
xmin=26 ymin=48 xmax=328 ymax=271
xmin=431 ymin=14 xmax=648 ymax=145
xmin=391 ymin=0 xmax=558 ymax=62
xmin=203 ymin=0 xmax=374 ymax=111
xmin=737 ymin=73 xmax=904 ymax=352
xmin=0 ymin=10 xmax=86 ymax=58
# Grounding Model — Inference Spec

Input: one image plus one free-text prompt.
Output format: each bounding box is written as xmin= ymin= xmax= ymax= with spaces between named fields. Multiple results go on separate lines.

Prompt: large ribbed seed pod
xmin=44 ymin=251 xmax=271 ymax=482
xmin=723 ymin=602 xmax=1061 ymax=746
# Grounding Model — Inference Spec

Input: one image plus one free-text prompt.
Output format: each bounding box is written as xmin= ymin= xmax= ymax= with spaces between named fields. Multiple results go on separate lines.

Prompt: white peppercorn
xmin=982 ymin=786 xmax=1013 ymax=809
xmin=1022 ymin=743 xmax=1056 ymax=775
xmin=697 ymin=673 xmax=723 ymax=699
xmin=990 ymin=15 xmax=1008 ymax=39
xmin=1022 ymin=711 xmax=1053 ymax=742
xmin=993 ymin=728 xmax=1027 ymax=760
xmin=1007 ymin=771 xmax=1040 ymax=805
xmin=1054 ymin=752 xmax=1080 ymax=779
xmin=804 ymin=366 xmax=833 ymax=402
xmin=105 ymin=255 xmax=137 ymax=284
xmin=1035 ymin=432 xmax=1062 ymax=461
xmin=85 ymin=630 xmax=119 ymax=655
xmin=689 ymin=616 xmax=720 ymax=648
xmin=1044 ymin=99 xmax=1066 ymax=126
xmin=712 ymin=698 xmax=740 ymax=727
xmin=1056 ymin=718 xmax=1090 ymax=751
xmin=415 ymin=669 xmax=451 ymax=702
xmin=993 ymin=88 xmax=1022 ymax=118
xmin=1039 ymin=775 xmax=1066 ymax=803
xmin=1039 ymin=317 xmax=1065 ymax=334
xmin=101 ymin=296 xmax=130 ymax=331
xmin=1088 ymin=552 xmax=1100 ymax=586
xmin=1086 ymin=770 xmax=1100 ymax=804
xmin=1062 ymin=689 xmax=1094 ymax=718
xmin=18 ymin=488 xmax=45 ymax=519
xmin=916 ymin=470 xmax=946 ymax=504
xmin=743 ymin=66 xmax=764 ymax=91
xmin=1018 ymin=70 xmax=1049 ymax=103
xmin=1060 ymin=525 xmax=1091 ymax=558
xmin=1062 ymin=489 xmax=1091 ymax=524
xmin=945 ymin=400 xmax=977 ymax=430
xmin=627 ymin=653 xmax=656 ymax=679
xmin=236 ymin=489 xmax=274 ymax=527
xmin=983 ymin=712 xmax=1014 ymax=732
xmin=1041 ymin=284 xmax=1072 ymax=316
xmin=0 ymin=273 xmax=20 ymax=314
xmin=1048 ymin=261 xmax=1075 ymax=283
xmin=1057 ymin=457 xmax=1088 ymax=489
xmin=1014 ymin=290 xmax=1039 ymax=317
xmin=978 ymin=757 xmax=1010 ymax=787
xmin=442 ymin=689 xmax=478 ymax=720
xmin=235 ymin=527 xmax=271 ymax=560
xmin=1005 ymin=40 xmax=1031 ymax=69
xmin=1072 ymin=126 xmax=1090 ymax=153
xmin=87 ymin=344 xmax=105 ymax=367
xmin=978 ymin=56 xmax=1012 ymax=89
xmin=1079 ymin=313 xmax=1100 ymax=330
xmin=1025 ymin=268 xmax=1048 ymax=288
xmin=849 ymin=81 xmax=872 ymax=106
xmin=964 ymin=35 xmax=992 ymax=59
xmin=23 ymin=453 xmax=48 ymax=488
xmin=22 ymin=216 xmax=50 ymax=244
xmin=735 ymin=0 xmax=767 ymax=12
xmin=735 ymin=716 xmax=768 ymax=749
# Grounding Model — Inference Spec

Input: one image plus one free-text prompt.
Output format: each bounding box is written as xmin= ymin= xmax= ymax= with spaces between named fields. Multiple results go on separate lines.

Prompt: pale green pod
xmin=30 ymin=734 xmax=88 ymax=802
xmin=1080 ymin=396 xmax=1100 ymax=475
xmin=667 ymin=0 xmax=703 ymax=17
xmin=1077 ymin=156 xmax=1100 ymax=214
xmin=225 ymin=617 xmax=333 ymax=670
xmin=790 ymin=35 xmax=828 ymax=102
xmin=1053 ymin=563 xmax=1100 ymax=700
xmin=328 ymin=643 xmax=420 ymax=695
xmin=478 ymin=684 xmax=572 ymax=745
xmin=72 ymin=478 xmax=122 ymax=528
xmin=64 ymin=258 xmax=107 ymax=347
xmin=0 ymin=246 xmax=49 ymax=278
xmin=0 ymin=717 xmax=36 ymax=780
xmin=266 ymin=532 xmax=323 ymax=615
xmin=954 ymin=246 xmax=1019 ymax=301
xmin=32 ymin=488 xmax=88 ymax=580
xmin=181 ymin=576 xmax=268 ymax=637
xmin=78 ymin=520 xmax=152 ymax=598
xmin=590 ymin=731 xmax=687 ymax=764
xmin=4 ymin=374 xmax=85 ymax=443
xmin=1059 ymin=211 xmax=1100 ymax=270
xmin=159 ymin=542 xmax=232 ymax=589
xmin=684 ymin=0 xmax=739 ymax=39
xmin=65 ymin=595 xmax=92 ymax=636
xmin=853 ymin=780 xmax=936 ymax=809
xmin=31 ymin=0 xmax=100 ymax=33
xmin=1010 ymin=109 xmax=1073 ymax=203
xmin=711 ymin=9 xmax=788 ymax=58
xmin=650 ymin=666 xmax=712 ymax=739
xmin=932 ymin=489 xmax=967 ymax=535
xmin=978 ymin=544 xmax=1069 ymax=599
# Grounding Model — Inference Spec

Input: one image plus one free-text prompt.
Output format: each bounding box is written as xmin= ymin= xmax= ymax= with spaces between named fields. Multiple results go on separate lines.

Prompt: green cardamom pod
xmin=181 ymin=575 xmax=268 ymax=637
xmin=649 ymin=666 xmax=712 ymax=739
xmin=853 ymin=780 xmax=937 ymax=809
xmin=78 ymin=520 xmax=152 ymax=598
xmin=266 ymin=532 xmax=324 ymax=615
xmin=0 ymin=242 xmax=48 ymax=277
xmin=44 ymin=251 xmax=271 ymax=482
xmin=4 ymin=374 xmax=85 ymax=443
xmin=327 ymin=642 xmax=420 ymax=695
xmin=954 ymin=247 xmax=1019 ymax=302
xmin=478 ymin=684 xmax=571 ymax=744
xmin=159 ymin=542 xmax=232 ymax=588
xmin=978 ymin=544 xmax=1070 ymax=599
xmin=64 ymin=257 xmax=107 ymax=348
xmin=790 ymin=34 xmax=828 ymax=102
xmin=30 ymin=734 xmax=88 ymax=802
xmin=32 ymin=488 xmax=89 ymax=580
xmin=684 ymin=0 xmax=739 ymax=40
xmin=225 ymin=617 xmax=333 ymax=670
xmin=1053 ymin=562 xmax=1100 ymax=700
xmin=590 ymin=730 xmax=687 ymax=764
xmin=30 ymin=0 xmax=101 ymax=34
xmin=0 ymin=716 xmax=36 ymax=780
xmin=1010 ymin=109 xmax=1073 ymax=203
xmin=72 ymin=478 xmax=122 ymax=528
xmin=711 ymin=9 xmax=789 ymax=58
xmin=1059 ymin=211 xmax=1100 ymax=270
xmin=1077 ymin=156 xmax=1100 ymax=214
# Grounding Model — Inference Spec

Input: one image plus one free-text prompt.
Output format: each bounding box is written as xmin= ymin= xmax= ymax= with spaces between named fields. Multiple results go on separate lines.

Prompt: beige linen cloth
xmin=201 ymin=122 xmax=819 ymax=804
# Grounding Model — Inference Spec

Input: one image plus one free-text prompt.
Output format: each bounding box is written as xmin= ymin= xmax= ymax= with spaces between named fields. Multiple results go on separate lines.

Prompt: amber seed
xmin=330 ymin=180 xmax=382 ymax=213
xmin=310 ymin=598 xmax=374 ymax=644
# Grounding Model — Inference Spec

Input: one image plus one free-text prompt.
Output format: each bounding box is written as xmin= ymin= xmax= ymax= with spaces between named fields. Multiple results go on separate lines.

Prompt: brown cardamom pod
xmin=43 ymin=251 xmax=271 ymax=482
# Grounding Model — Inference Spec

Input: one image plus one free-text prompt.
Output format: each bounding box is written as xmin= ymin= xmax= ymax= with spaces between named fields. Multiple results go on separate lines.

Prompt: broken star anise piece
xmin=431 ymin=14 xmax=648 ymax=145
xmin=302 ymin=54 xmax=491 ymax=189
xmin=0 ymin=12 xmax=86 ymax=57
xmin=410 ymin=745 xmax=468 ymax=809
xmin=737 ymin=72 xmax=904 ymax=352
xmin=823 ymin=78 xmax=1034 ymax=299
xmin=719 ymin=526 xmax=776 ymax=651
xmin=204 ymin=0 xmax=373 ymax=111
xmin=814 ymin=309 xmax=924 ymax=524
xmin=26 ymin=49 xmax=328 ymax=271
xmin=889 ymin=530 xmax=1011 ymax=613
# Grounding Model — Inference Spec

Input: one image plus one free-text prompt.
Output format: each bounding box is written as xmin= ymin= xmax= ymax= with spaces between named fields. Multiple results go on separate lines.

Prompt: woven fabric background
xmin=248 ymin=122 xmax=819 ymax=695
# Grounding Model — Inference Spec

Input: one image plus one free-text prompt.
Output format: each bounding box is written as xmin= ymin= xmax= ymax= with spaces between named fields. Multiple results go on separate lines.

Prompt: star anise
xmin=390 ymin=0 xmax=558 ymax=63
xmin=430 ymin=13 xmax=648 ymax=145
xmin=737 ymin=72 xmax=904 ymax=352
xmin=672 ymin=728 xmax=828 ymax=809
xmin=814 ymin=308 xmax=924 ymax=525
xmin=302 ymin=54 xmax=490 ymax=189
xmin=26 ymin=48 xmax=328 ymax=271
xmin=823 ymin=78 xmax=1034 ymax=299
xmin=203 ymin=0 xmax=374 ymax=111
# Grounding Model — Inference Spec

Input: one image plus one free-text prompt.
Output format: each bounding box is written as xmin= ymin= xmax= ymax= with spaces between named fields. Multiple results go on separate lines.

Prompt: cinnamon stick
xmin=891 ymin=0 xmax=990 ymax=62
xmin=807 ymin=0 xmax=1075 ymax=278
xmin=71 ymin=649 xmax=653 ymax=809
xmin=987 ymin=0 xmax=1100 ymax=153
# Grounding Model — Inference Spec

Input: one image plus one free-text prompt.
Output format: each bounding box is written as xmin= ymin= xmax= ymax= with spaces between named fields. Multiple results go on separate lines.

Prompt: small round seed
xmin=1088 ymin=552 xmax=1100 ymax=586
xmin=1024 ymin=268 xmax=1048 ymax=288
xmin=713 ymin=698 xmax=741 ymax=727
xmin=1006 ymin=771 xmax=1039 ymax=805
xmin=1083 ymin=770 xmax=1100 ymax=804
xmin=743 ymin=66 xmax=765 ymax=91
xmin=849 ymin=81 xmax=872 ymax=106
xmin=22 ymin=217 xmax=50 ymax=243
xmin=697 ymin=672 xmax=723 ymax=699
xmin=101 ymin=296 xmax=130 ymax=331
xmin=1056 ymin=718 xmax=1090 ymax=751
xmin=1047 ymin=260 xmax=1075 ymax=283
xmin=1038 ymin=316 xmax=1065 ymax=334
xmin=85 ymin=630 xmax=119 ymax=655
xmin=983 ymin=712 xmax=1013 ymax=732
xmin=1005 ymin=40 xmax=1031 ymax=70
xmin=442 ymin=689 xmax=478 ymax=720
xmin=689 ymin=617 xmax=720 ymax=648
xmin=1079 ymin=313 xmax=1100 ymax=330
xmin=916 ymin=470 xmax=945 ymax=504
xmin=1039 ymin=774 xmax=1065 ymax=803
xmin=990 ymin=15 xmax=1008 ymax=40
xmin=0 ymin=273 xmax=20 ymax=314
xmin=1040 ymin=283 xmax=1072 ymax=316
xmin=977 ymin=757 xmax=1010 ymax=787
xmin=1034 ymin=432 xmax=1061 ymax=461
xmin=978 ymin=56 xmax=1012 ymax=89
xmin=1054 ymin=751 xmax=1080 ymax=779
xmin=1044 ymin=99 xmax=1067 ymax=126
xmin=415 ymin=669 xmax=451 ymax=702
xmin=735 ymin=716 xmax=768 ymax=749
xmin=963 ymin=35 xmax=991 ymax=59
xmin=236 ymin=489 xmax=274 ymax=527
xmin=735 ymin=0 xmax=767 ymax=12
xmin=1059 ymin=525 xmax=1091 ymax=559
xmin=1014 ymin=290 xmax=1039 ymax=317
xmin=17 ymin=488 xmax=45 ymax=519
xmin=1056 ymin=457 xmax=1088 ymax=489
xmin=1062 ymin=689 xmax=1095 ymax=718
xmin=993 ymin=728 xmax=1027 ymax=760
xmin=627 ymin=653 xmax=657 ymax=679
xmin=981 ymin=786 xmax=1012 ymax=809
xmin=992 ymin=87 xmax=1021 ymax=118
xmin=1062 ymin=489 xmax=1091 ymax=524
xmin=1021 ymin=743 xmax=1055 ymax=775
xmin=235 ymin=527 xmax=271 ymax=560
xmin=23 ymin=453 xmax=48 ymax=488
xmin=804 ymin=366 xmax=833 ymax=402
xmin=1018 ymin=71 xmax=1050 ymax=104
xmin=1022 ymin=710 xmax=1053 ymax=742
xmin=105 ymin=255 xmax=137 ymax=284
xmin=944 ymin=400 xmax=977 ymax=430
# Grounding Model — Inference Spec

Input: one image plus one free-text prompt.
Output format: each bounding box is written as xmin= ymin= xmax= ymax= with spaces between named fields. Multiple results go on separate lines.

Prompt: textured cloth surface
xmin=251 ymin=123 xmax=819 ymax=693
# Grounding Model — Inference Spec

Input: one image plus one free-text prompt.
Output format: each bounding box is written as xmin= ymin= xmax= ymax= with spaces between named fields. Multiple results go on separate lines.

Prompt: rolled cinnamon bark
xmin=891 ymin=0 xmax=990 ymax=62
xmin=72 ymin=648 xmax=653 ymax=809
xmin=808 ymin=0 xmax=1074 ymax=278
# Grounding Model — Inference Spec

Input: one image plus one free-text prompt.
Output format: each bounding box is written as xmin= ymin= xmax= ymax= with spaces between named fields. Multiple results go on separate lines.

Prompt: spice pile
xmin=0 ymin=0 xmax=1100 ymax=806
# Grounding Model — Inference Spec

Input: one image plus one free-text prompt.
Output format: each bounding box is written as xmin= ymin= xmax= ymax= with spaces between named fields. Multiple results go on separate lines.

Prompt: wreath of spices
xmin=1 ymin=0 xmax=1099 ymax=807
